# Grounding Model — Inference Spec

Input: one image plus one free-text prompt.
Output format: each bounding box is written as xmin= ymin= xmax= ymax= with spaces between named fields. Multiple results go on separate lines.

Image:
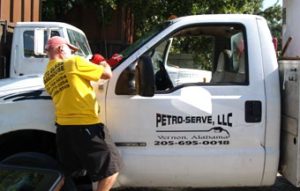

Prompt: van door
xmin=105 ymin=23 xmax=266 ymax=187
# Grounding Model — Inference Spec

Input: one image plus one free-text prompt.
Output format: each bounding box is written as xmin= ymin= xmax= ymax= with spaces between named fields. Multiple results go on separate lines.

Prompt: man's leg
xmin=96 ymin=172 xmax=119 ymax=191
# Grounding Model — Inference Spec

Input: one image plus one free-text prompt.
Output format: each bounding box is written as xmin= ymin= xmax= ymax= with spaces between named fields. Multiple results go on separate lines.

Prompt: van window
xmin=23 ymin=30 xmax=60 ymax=58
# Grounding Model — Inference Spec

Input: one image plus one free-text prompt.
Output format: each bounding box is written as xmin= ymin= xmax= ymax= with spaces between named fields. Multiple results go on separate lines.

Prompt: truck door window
xmin=23 ymin=30 xmax=60 ymax=58
xmin=152 ymin=24 xmax=248 ymax=92
xmin=116 ymin=24 xmax=248 ymax=95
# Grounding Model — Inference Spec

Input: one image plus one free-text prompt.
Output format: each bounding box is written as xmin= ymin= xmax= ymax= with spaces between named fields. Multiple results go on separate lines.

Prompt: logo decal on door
xmin=154 ymin=113 xmax=233 ymax=146
xmin=156 ymin=113 xmax=232 ymax=127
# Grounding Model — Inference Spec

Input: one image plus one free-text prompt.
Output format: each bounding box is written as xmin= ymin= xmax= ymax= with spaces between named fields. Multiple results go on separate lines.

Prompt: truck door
xmin=11 ymin=28 xmax=61 ymax=77
xmin=105 ymin=23 xmax=266 ymax=187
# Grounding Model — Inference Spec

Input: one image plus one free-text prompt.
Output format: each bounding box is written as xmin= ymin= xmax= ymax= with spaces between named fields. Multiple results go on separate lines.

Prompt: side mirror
xmin=115 ymin=63 xmax=136 ymax=95
xmin=34 ymin=29 xmax=46 ymax=56
xmin=135 ymin=56 xmax=155 ymax=97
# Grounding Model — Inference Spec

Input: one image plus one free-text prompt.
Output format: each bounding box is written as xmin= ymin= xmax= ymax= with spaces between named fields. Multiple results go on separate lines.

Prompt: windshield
xmin=120 ymin=21 xmax=172 ymax=59
xmin=67 ymin=29 xmax=92 ymax=58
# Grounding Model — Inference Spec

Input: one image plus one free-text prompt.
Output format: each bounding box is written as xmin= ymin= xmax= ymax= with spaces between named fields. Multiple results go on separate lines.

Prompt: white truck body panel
xmin=256 ymin=17 xmax=281 ymax=185
xmin=0 ymin=76 xmax=55 ymax=135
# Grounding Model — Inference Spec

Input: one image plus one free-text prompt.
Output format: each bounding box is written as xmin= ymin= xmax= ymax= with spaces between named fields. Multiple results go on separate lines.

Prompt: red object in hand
xmin=90 ymin=54 xmax=106 ymax=65
xmin=107 ymin=53 xmax=123 ymax=67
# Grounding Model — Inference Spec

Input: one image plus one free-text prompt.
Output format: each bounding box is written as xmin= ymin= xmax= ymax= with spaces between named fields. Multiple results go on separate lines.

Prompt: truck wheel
xmin=1 ymin=152 xmax=76 ymax=191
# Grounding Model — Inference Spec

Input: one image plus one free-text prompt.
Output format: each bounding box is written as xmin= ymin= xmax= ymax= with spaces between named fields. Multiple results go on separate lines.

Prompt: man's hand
xmin=90 ymin=53 xmax=123 ymax=67
xmin=90 ymin=54 xmax=106 ymax=65
xmin=100 ymin=61 xmax=112 ymax=80
xmin=107 ymin=53 xmax=123 ymax=67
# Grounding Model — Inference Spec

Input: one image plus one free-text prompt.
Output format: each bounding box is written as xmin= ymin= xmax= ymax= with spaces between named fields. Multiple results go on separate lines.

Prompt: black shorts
xmin=56 ymin=123 xmax=122 ymax=182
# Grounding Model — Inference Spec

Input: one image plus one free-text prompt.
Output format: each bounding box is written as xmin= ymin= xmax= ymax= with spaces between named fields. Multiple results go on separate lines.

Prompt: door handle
xmin=245 ymin=101 xmax=262 ymax=123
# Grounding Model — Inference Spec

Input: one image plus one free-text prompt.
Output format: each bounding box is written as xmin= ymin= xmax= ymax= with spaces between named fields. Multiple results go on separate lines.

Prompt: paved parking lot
xmin=113 ymin=175 xmax=299 ymax=191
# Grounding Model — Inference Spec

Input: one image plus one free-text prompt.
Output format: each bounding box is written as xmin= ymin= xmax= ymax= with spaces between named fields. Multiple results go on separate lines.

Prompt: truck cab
xmin=97 ymin=14 xmax=281 ymax=187
xmin=2 ymin=22 xmax=92 ymax=79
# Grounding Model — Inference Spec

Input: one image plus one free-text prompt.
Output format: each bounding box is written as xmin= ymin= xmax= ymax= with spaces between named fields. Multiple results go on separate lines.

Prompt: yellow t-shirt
xmin=43 ymin=55 xmax=104 ymax=125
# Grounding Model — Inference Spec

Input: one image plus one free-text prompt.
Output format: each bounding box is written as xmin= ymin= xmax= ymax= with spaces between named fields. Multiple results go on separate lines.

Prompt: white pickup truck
xmin=0 ymin=13 xmax=300 ymax=189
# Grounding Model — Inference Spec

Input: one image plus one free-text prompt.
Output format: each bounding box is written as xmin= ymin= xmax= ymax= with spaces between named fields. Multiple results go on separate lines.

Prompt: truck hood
xmin=0 ymin=75 xmax=45 ymax=96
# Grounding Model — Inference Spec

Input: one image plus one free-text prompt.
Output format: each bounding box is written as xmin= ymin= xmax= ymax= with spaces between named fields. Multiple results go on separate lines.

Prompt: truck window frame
xmin=151 ymin=23 xmax=249 ymax=94
xmin=119 ymin=21 xmax=173 ymax=60
xmin=115 ymin=23 xmax=249 ymax=95
xmin=23 ymin=30 xmax=60 ymax=58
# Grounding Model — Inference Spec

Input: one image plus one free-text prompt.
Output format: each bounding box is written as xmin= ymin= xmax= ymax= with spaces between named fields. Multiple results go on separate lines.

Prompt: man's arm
xmin=100 ymin=62 xmax=113 ymax=80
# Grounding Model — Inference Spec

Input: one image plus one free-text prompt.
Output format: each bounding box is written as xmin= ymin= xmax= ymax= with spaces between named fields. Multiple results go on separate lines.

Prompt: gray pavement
xmin=113 ymin=175 xmax=299 ymax=191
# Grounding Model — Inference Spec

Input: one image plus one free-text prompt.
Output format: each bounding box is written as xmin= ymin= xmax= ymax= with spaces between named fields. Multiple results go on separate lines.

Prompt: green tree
xmin=42 ymin=0 xmax=281 ymax=50
xmin=42 ymin=0 xmax=117 ymax=22
xmin=42 ymin=0 xmax=264 ymax=38
xmin=259 ymin=4 xmax=282 ymax=51
xmin=120 ymin=0 xmax=264 ymax=38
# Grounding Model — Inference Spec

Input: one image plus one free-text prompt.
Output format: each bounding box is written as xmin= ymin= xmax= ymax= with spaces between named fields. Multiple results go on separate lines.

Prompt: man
xmin=43 ymin=36 xmax=121 ymax=191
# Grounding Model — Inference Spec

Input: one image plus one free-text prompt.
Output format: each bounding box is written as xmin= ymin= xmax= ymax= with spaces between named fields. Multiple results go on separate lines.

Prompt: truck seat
xmin=233 ymin=53 xmax=246 ymax=83
xmin=211 ymin=51 xmax=226 ymax=83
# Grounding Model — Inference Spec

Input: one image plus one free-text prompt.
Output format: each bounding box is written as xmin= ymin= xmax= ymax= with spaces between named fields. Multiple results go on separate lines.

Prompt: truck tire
xmin=1 ymin=152 xmax=76 ymax=191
